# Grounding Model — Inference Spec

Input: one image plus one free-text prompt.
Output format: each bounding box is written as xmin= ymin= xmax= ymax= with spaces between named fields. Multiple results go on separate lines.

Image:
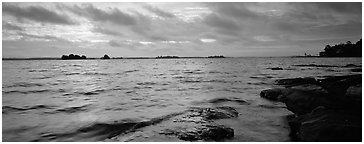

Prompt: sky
xmin=2 ymin=2 xmax=362 ymax=58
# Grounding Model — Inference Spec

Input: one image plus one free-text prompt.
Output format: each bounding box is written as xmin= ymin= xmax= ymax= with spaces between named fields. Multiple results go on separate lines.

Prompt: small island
xmin=156 ymin=56 xmax=180 ymax=59
xmin=207 ymin=55 xmax=225 ymax=58
xmin=101 ymin=54 xmax=110 ymax=59
xmin=61 ymin=54 xmax=86 ymax=60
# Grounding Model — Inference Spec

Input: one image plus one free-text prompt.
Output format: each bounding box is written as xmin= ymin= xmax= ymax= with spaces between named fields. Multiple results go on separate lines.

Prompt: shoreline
xmin=260 ymin=74 xmax=362 ymax=141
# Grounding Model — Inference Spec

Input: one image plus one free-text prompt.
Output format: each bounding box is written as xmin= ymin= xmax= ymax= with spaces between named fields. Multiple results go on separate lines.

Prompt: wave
xmin=4 ymin=82 xmax=44 ymax=88
xmin=3 ymin=105 xmax=55 ymax=114
xmin=123 ymin=70 xmax=139 ymax=74
xmin=82 ymin=72 xmax=109 ymax=76
xmin=34 ymin=112 xmax=185 ymax=141
xmin=47 ymin=104 xmax=91 ymax=114
xmin=3 ymin=89 xmax=52 ymax=94
xmin=64 ymin=72 xmax=81 ymax=76
xmin=28 ymin=69 xmax=48 ymax=72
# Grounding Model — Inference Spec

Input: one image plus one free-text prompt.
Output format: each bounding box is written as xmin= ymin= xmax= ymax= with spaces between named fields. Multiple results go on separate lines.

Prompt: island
xmin=207 ymin=55 xmax=225 ymax=58
xmin=61 ymin=54 xmax=86 ymax=60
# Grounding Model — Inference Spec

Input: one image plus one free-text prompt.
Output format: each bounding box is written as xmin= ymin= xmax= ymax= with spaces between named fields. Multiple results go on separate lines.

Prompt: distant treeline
xmin=61 ymin=54 xmax=86 ymax=60
xmin=319 ymin=39 xmax=362 ymax=57
xmin=61 ymin=54 xmax=113 ymax=60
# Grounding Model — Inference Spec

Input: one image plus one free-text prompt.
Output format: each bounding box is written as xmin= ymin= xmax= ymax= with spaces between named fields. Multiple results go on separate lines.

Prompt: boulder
xmin=275 ymin=77 xmax=317 ymax=87
xmin=181 ymin=106 xmax=239 ymax=121
xmin=160 ymin=106 xmax=238 ymax=141
xmin=288 ymin=107 xmax=361 ymax=142
xmin=161 ymin=124 xmax=234 ymax=141
xmin=320 ymin=74 xmax=361 ymax=98
xmin=342 ymin=84 xmax=362 ymax=113
xmin=281 ymin=84 xmax=336 ymax=115
xmin=260 ymin=88 xmax=289 ymax=101
xmin=270 ymin=67 xmax=283 ymax=70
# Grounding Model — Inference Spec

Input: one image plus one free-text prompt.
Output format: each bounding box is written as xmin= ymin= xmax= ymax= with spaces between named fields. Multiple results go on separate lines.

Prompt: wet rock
xmin=161 ymin=124 xmax=234 ymax=141
xmin=320 ymin=74 xmax=361 ymax=98
xmin=260 ymin=88 xmax=289 ymax=101
xmin=160 ymin=106 xmax=238 ymax=141
xmin=288 ymin=107 xmax=361 ymax=142
xmin=282 ymin=84 xmax=336 ymax=115
xmin=275 ymin=77 xmax=317 ymax=87
xmin=343 ymin=84 xmax=362 ymax=113
xmin=351 ymin=68 xmax=361 ymax=72
xmin=208 ymin=98 xmax=249 ymax=105
xmin=345 ymin=84 xmax=362 ymax=101
xmin=269 ymin=67 xmax=283 ymax=70
xmin=344 ymin=64 xmax=361 ymax=67
xmin=183 ymin=106 xmax=239 ymax=121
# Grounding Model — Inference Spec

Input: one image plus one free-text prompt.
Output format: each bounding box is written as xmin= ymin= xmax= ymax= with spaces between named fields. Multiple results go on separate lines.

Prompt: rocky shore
xmin=260 ymin=74 xmax=362 ymax=141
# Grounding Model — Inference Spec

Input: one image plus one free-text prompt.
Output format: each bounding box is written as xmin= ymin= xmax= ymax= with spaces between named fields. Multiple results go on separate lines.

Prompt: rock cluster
xmin=260 ymin=74 xmax=362 ymax=141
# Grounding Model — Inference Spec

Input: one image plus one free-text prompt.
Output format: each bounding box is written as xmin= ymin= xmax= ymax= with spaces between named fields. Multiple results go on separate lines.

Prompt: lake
xmin=2 ymin=57 xmax=361 ymax=141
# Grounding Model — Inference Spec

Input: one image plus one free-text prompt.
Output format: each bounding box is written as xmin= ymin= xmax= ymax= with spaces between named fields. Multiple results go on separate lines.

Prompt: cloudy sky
xmin=2 ymin=2 xmax=362 ymax=58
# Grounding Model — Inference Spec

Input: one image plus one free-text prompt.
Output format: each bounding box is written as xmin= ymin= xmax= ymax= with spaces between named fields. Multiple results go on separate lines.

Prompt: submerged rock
xmin=160 ymin=106 xmax=238 ymax=141
xmin=183 ymin=106 xmax=239 ymax=121
xmin=208 ymin=98 xmax=249 ymax=105
xmin=161 ymin=124 xmax=234 ymax=141
xmin=269 ymin=67 xmax=284 ymax=70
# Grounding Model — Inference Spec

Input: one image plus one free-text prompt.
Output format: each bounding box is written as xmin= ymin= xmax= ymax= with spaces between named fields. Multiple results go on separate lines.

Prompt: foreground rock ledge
xmin=260 ymin=74 xmax=362 ymax=142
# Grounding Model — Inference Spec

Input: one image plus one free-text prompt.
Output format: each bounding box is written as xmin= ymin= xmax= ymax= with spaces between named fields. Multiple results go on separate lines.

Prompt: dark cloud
xmin=2 ymin=4 xmax=75 ymax=25
xmin=208 ymin=3 xmax=261 ymax=19
xmin=92 ymin=26 xmax=123 ymax=36
xmin=17 ymin=32 xmax=68 ymax=42
xmin=65 ymin=4 xmax=137 ymax=26
xmin=203 ymin=13 xmax=241 ymax=35
xmin=310 ymin=2 xmax=361 ymax=14
xmin=143 ymin=5 xmax=175 ymax=18
xmin=2 ymin=21 xmax=24 ymax=31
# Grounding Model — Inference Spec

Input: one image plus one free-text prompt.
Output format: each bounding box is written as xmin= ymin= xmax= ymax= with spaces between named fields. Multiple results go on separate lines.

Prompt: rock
xmin=345 ymin=84 xmax=362 ymax=101
xmin=183 ymin=106 xmax=239 ymax=121
xmin=343 ymin=84 xmax=362 ymax=113
xmin=351 ymin=68 xmax=361 ymax=72
xmin=260 ymin=88 xmax=289 ymax=101
xmin=281 ymin=84 xmax=337 ymax=115
xmin=160 ymin=106 xmax=237 ymax=141
xmin=162 ymin=124 xmax=234 ymax=141
xmin=344 ymin=64 xmax=361 ymax=67
xmin=288 ymin=107 xmax=361 ymax=142
xmin=320 ymin=74 xmax=361 ymax=98
xmin=270 ymin=67 xmax=283 ymax=70
xmin=208 ymin=98 xmax=249 ymax=105
xmin=275 ymin=77 xmax=317 ymax=87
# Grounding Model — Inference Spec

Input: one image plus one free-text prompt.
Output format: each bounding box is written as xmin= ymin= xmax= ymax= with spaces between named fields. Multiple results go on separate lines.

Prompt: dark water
xmin=2 ymin=57 xmax=361 ymax=141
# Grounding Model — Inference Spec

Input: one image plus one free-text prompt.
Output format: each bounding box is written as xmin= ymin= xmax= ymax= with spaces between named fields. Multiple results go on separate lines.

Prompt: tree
xmin=101 ymin=54 xmax=110 ymax=59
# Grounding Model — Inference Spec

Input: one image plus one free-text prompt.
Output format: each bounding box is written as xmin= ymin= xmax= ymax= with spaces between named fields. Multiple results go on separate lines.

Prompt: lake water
xmin=2 ymin=57 xmax=361 ymax=142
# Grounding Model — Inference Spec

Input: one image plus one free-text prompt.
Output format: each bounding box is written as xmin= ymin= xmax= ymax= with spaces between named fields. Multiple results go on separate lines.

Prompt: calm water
xmin=2 ymin=57 xmax=361 ymax=141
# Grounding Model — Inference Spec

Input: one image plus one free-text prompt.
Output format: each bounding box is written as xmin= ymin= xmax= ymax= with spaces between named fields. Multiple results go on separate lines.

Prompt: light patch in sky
xmin=200 ymin=38 xmax=216 ymax=43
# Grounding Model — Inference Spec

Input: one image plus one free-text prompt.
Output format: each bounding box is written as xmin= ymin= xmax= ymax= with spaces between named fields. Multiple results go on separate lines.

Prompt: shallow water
xmin=2 ymin=57 xmax=361 ymax=141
